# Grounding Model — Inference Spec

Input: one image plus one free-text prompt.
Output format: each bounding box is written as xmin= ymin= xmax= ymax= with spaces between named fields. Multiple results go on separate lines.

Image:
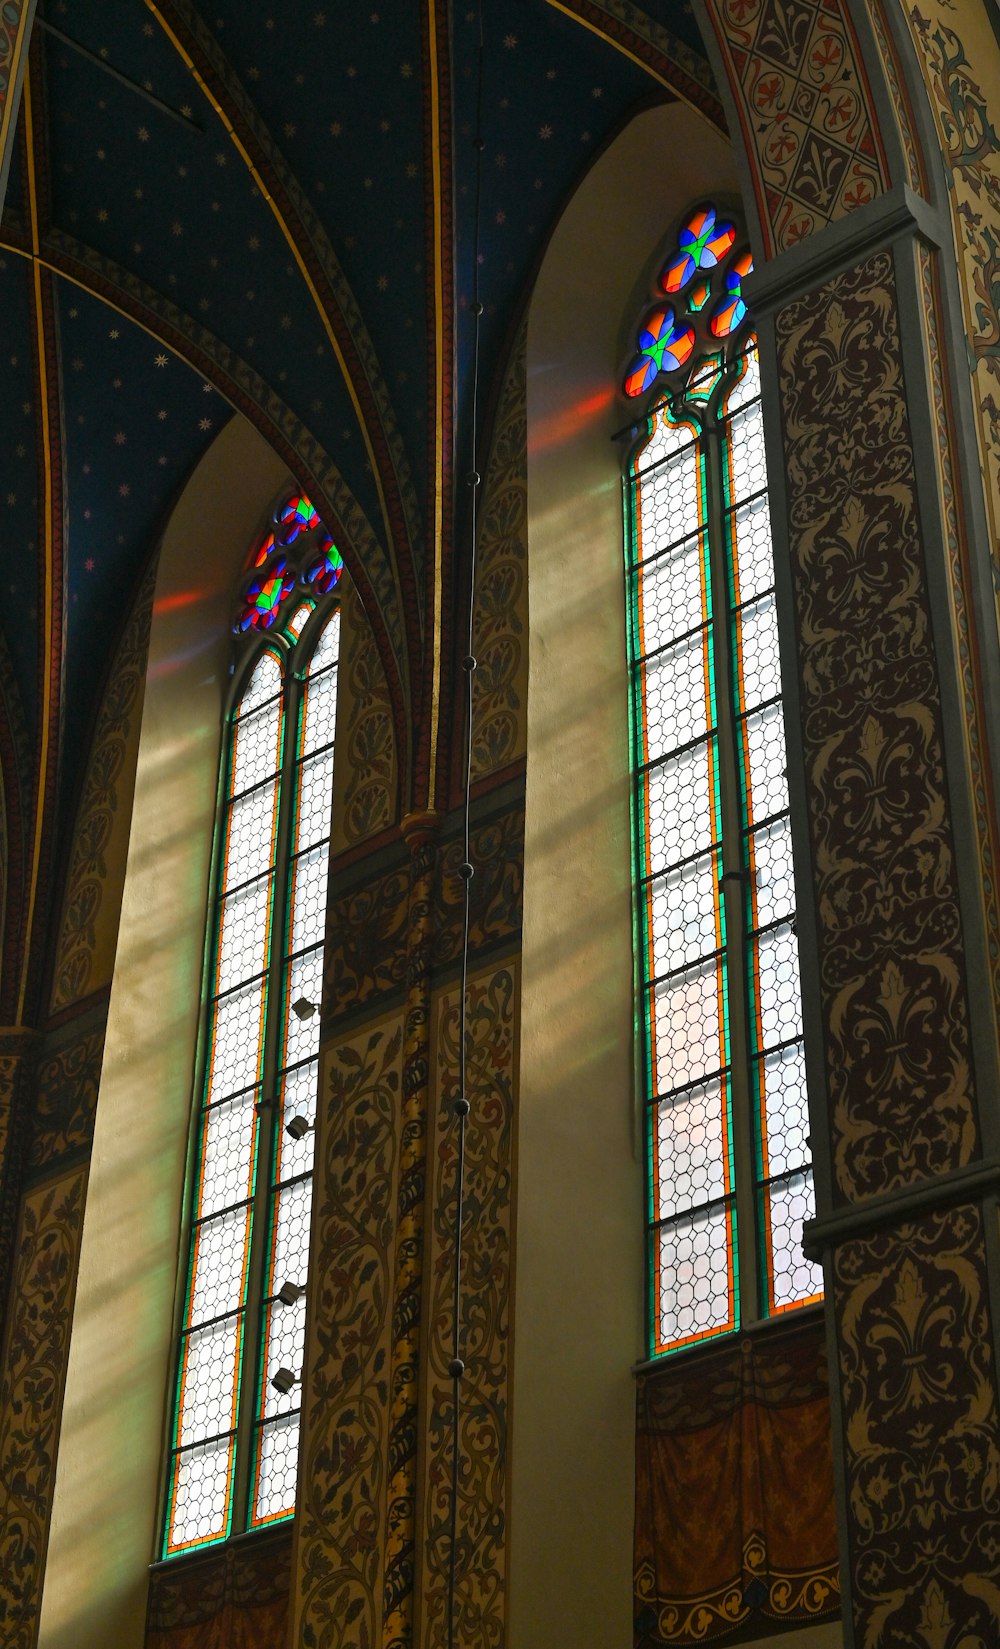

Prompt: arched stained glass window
xmin=163 ymin=497 xmax=341 ymax=1554
xmin=624 ymin=205 xmax=823 ymax=1358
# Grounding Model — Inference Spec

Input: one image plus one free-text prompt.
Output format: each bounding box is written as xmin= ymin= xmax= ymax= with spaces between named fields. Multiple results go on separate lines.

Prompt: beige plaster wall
xmin=514 ymin=102 xmax=741 ymax=1647
xmin=39 ymin=418 xmax=292 ymax=1649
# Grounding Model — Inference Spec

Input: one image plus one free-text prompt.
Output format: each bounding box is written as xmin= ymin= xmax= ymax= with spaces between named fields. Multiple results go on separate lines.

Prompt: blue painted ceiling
xmin=0 ymin=0 xmax=718 ymax=844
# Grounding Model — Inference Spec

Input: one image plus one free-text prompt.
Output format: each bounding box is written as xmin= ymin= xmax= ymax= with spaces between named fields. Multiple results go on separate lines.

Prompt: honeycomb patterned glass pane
xmin=275 ymin=1059 xmax=319 ymax=1182
xmin=189 ymin=1205 xmax=252 ymax=1325
xmin=238 ymin=651 xmax=282 ymax=716
xmin=765 ymin=1169 xmax=822 ymax=1311
xmin=177 ymin=1314 xmax=242 ymax=1445
xmin=252 ymin=1413 xmax=300 ymax=1524
xmin=655 ymin=1200 xmax=734 ymax=1349
xmin=197 ymin=1091 xmax=258 ymax=1220
xmin=635 ymin=533 xmax=707 ymax=657
xmin=647 ymin=851 xmax=721 ymax=980
xmin=633 ymin=411 xmax=697 ymax=480
xmin=641 ymin=628 xmax=712 ymax=766
xmin=223 ymin=780 xmax=279 ymax=890
xmin=637 ymin=448 xmax=703 ymax=559
xmin=283 ymin=948 xmax=323 ymax=1065
xmin=288 ymin=845 xmax=329 ymax=956
xmin=301 ymin=666 xmax=338 ymax=757
xmin=206 ymin=978 xmax=266 ymax=1103
xmin=750 ymin=815 xmax=795 ymax=930
xmin=167 ymin=1437 xmax=234 ymax=1552
xmin=309 ymin=608 xmax=341 ymax=670
xmin=648 ymin=956 xmax=726 ymax=1095
xmin=728 ymin=401 xmax=766 ymax=503
xmin=295 ymin=750 xmax=335 ymax=853
xmin=735 ymin=592 xmax=780 ymax=714
xmin=724 ymin=342 xmax=760 ymax=414
xmin=285 ymin=603 xmax=312 ymax=639
xmin=231 ymin=700 xmax=283 ymax=797
xmin=270 ymin=1176 xmax=313 ymax=1297
xmin=742 ymin=702 xmax=788 ymax=821
xmin=753 ymin=922 xmax=803 ymax=1050
xmin=215 ymin=873 xmax=272 ymax=995
xmin=642 ymin=738 xmax=717 ymax=879
xmin=653 ymin=1075 xmax=730 ymax=1222
xmin=757 ymin=1039 xmax=810 ymax=1180
xmin=730 ymin=493 xmax=774 ymax=607
xmin=260 ymin=1293 xmax=307 ymax=1420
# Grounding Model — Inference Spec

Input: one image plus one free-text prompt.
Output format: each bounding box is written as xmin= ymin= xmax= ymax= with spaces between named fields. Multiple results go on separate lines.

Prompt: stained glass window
xmin=624 ymin=206 xmax=822 ymax=1358
xmin=163 ymin=497 xmax=341 ymax=1554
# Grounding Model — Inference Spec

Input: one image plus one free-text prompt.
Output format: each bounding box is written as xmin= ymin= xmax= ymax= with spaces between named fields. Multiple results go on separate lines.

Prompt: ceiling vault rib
xmin=17 ymin=59 xmax=63 ymax=1023
xmin=542 ymin=0 xmax=725 ymax=129
xmin=0 ymin=221 xmax=410 ymax=817
xmin=34 ymin=17 xmax=203 ymax=131
xmin=425 ymin=0 xmax=449 ymax=814
xmin=142 ymin=0 xmax=424 ymax=726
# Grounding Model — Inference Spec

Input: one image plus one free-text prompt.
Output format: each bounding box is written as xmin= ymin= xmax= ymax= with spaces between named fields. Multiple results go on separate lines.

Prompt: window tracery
xmin=624 ymin=206 xmax=823 ymax=1357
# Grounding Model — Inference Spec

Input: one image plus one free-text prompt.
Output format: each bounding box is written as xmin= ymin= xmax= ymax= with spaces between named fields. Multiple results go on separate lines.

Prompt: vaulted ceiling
xmin=0 ymin=0 xmax=722 ymax=875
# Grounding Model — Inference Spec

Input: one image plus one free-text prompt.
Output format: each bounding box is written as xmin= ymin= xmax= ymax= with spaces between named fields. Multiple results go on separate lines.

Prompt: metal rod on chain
xmin=447 ymin=7 xmax=486 ymax=1647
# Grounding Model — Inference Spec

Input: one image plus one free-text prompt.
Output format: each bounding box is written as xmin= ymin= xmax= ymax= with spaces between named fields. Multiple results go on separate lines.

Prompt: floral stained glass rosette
xmin=236 ymin=493 xmax=344 ymax=634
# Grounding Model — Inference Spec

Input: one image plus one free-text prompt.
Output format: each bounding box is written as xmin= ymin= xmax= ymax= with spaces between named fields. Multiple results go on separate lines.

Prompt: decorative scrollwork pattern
xmin=338 ymin=579 xmax=397 ymax=847
xmin=294 ymin=1015 xmax=403 ymax=1649
xmin=472 ymin=328 xmax=527 ymax=779
xmin=702 ymin=0 xmax=888 ymax=252
xmin=0 ymin=1166 xmax=87 ymax=1649
xmin=835 ymin=1203 xmax=1000 ymax=1646
xmin=420 ymin=967 xmax=515 ymax=1649
xmin=776 ymin=253 xmax=978 ymax=1201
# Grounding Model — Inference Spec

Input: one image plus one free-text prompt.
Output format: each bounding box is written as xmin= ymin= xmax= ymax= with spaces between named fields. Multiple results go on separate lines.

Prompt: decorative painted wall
xmin=895 ymin=0 xmax=1000 ymax=614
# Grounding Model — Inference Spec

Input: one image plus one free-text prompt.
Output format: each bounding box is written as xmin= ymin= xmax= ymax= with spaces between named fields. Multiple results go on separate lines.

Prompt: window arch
xmin=624 ymin=204 xmax=823 ymax=1358
xmin=163 ymin=495 xmax=342 ymax=1554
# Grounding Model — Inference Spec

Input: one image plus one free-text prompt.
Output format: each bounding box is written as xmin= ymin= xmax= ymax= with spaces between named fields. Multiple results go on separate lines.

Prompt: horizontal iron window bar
xmin=234 ymin=691 xmax=284 ymax=726
xmin=210 ymin=966 xmax=269 ymax=1008
xmin=193 ymin=1196 xmax=252 ymax=1231
xmin=272 ymin=1168 xmax=313 ymax=1195
xmin=731 ymin=582 xmax=777 ymax=619
xmin=180 ymin=1303 xmax=246 ymax=1339
xmin=633 ymin=615 xmax=711 ymax=669
xmin=639 ymin=839 xmax=722 ymax=888
xmin=744 ymin=805 xmax=792 ymax=838
xmin=722 ymin=483 xmax=769 ymax=520
xmin=647 ymin=1062 xmax=732 ymax=1108
xmin=171 ymin=1426 xmax=238 ymax=1457
xmin=202 ymin=1080 xmax=260 ymax=1116
xmin=751 ymin=1031 xmax=805 ymax=1064
xmin=759 ymin=1163 xmax=814 ymax=1191
xmin=738 ymin=690 xmax=783 ymax=723
xmin=650 ymin=1188 xmax=735 ymax=1235
xmin=748 ymin=913 xmax=796 ymax=944
xmin=227 ymin=770 xmax=282 ymax=808
xmin=645 ymin=944 xmax=724 ymax=991
xmin=289 ymin=836 xmax=332 ymax=869
xmin=630 ymin=524 xmax=707 ymax=576
xmin=637 ymin=728 xmax=716 ymax=779
xmin=282 ymin=939 xmax=325 ymax=969
xmin=216 ymin=865 xmax=276 ymax=906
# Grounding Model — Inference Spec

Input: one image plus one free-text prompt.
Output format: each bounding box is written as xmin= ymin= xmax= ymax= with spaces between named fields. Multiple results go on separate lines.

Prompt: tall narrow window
xmin=624 ymin=206 xmax=822 ymax=1358
xmin=163 ymin=497 xmax=343 ymax=1554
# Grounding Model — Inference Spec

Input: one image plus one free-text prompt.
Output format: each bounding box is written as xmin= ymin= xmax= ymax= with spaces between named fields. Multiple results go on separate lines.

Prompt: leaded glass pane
xmin=215 ymin=874 xmax=272 ymax=994
xmin=287 ymin=845 xmax=329 ymax=955
xmin=764 ymin=1169 xmax=822 ymax=1311
xmin=729 ymin=494 xmax=774 ymax=606
xmin=252 ymin=1414 xmax=301 ymax=1525
xmin=634 ymin=533 xmax=707 ymax=653
xmin=750 ymin=816 xmax=795 ymax=930
xmin=642 ymin=738 xmax=717 ymax=878
xmin=283 ymin=947 xmax=323 ymax=1066
xmin=197 ymin=1090 xmax=258 ymax=1219
xmin=735 ymin=592 xmax=781 ymax=713
xmin=300 ymin=666 xmax=338 ymax=756
xmin=206 ymin=977 xmax=267 ymax=1103
xmin=189 ymin=1205 xmax=253 ymax=1325
xmin=646 ymin=851 xmax=722 ymax=979
xmin=640 ymin=629 xmax=713 ymax=764
xmin=295 ymin=749 xmax=335 ymax=851
xmin=260 ymin=1293 xmax=308 ymax=1420
xmin=231 ymin=702 xmax=283 ymax=796
xmin=648 ymin=957 xmax=727 ymax=1096
xmin=168 ymin=1438 xmax=234 ymax=1551
xmin=757 ymin=1041 xmax=810 ymax=1180
xmin=654 ymin=1202 xmax=735 ymax=1349
xmin=177 ymin=1315 xmax=243 ymax=1444
xmin=752 ymin=922 xmax=803 ymax=1050
xmin=653 ymin=1075 xmax=730 ymax=1222
xmin=742 ymin=701 xmax=788 ymax=822
xmin=275 ymin=1060 xmax=319 ymax=1182
xmin=223 ymin=781 xmax=280 ymax=890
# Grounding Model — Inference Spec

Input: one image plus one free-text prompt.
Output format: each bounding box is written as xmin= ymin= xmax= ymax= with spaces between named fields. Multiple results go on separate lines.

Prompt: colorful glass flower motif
xmin=710 ymin=251 xmax=754 ymax=340
xmin=253 ymin=531 xmax=275 ymax=569
xmin=275 ymin=494 xmax=320 ymax=548
xmin=238 ymin=558 xmax=297 ymax=632
xmin=660 ymin=205 xmax=737 ymax=295
xmin=624 ymin=307 xmax=696 ymax=398
xmin=304 ymin=536 xmax=344 ymax=594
